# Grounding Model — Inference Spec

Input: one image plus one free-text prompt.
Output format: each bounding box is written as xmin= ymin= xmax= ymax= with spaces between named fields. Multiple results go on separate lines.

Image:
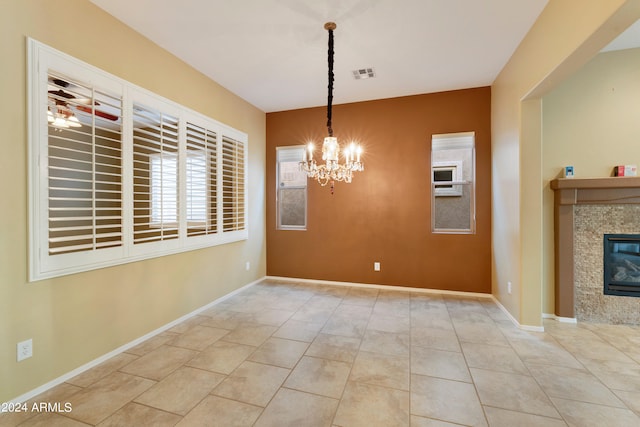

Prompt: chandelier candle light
xmin=300 ymin=22 xmax=364 ymax=193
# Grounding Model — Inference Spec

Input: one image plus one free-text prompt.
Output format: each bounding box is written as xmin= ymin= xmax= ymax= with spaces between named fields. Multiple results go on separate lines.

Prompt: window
xmin=276 ymin=146 xmax=307 ymax=230
xmin=29 ymin=39 xmax=247 ymax=280
xmin=431 ymin=132 xmax=475 ymax=234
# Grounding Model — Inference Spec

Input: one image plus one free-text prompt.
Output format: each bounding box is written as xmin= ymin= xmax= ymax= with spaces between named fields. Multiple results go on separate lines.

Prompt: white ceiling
xmin=90 ymin=0 xmax=550 ymax=113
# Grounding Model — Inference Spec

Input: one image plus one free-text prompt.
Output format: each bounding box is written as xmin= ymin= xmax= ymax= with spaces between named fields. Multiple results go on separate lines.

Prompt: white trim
xmin=6 ymin=277 xmax=265 ymax=405
xmin=489 ymin=296 xmax=545 ymax=332
xmin=542 ymin=313 xmax=578 ymax=323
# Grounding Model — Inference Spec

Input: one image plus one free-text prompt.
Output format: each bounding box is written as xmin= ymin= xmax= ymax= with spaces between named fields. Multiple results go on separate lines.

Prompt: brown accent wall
xmin=266 ymin=87 xmax=491 ymax=293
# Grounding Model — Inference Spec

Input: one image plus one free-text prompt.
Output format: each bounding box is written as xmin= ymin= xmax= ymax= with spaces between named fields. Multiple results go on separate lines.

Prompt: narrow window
xmin=185 ymin=123 xmax=217 ymax=236
xmin=276 ymin=146 xmax=307 ymax=230
xmin=221 ymin=136 xmax=246 ymax=233
xmin=133 ymin=105 xmax=179 ymax=243
xmin=431 ymin=132 xmax=475 ymax=234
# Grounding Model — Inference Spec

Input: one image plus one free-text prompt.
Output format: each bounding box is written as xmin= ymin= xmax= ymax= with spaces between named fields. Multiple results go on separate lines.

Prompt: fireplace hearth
xmin=604 ymin=234 xmax=640 ymax=297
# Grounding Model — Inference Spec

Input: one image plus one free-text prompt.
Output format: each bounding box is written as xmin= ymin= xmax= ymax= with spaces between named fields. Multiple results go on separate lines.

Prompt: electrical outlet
xmin=507 ymin=281 xmax=512 ymax=294
xmin=245 ymin=261 xmax=250 ymax=271
xmin=374 ymin=262 xmax=381 ymax=272
xmin=17 ymin=339 xmax=33 ymax=362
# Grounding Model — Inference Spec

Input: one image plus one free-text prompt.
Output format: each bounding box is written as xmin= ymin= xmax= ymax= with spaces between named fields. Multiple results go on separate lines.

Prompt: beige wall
xmin=542 ymin=47 xmax=640 ymax=313
xmin=492 ymin=0 xmax=640 ymax=326
xmin=0 ymin=1 xmax=266 ymax=402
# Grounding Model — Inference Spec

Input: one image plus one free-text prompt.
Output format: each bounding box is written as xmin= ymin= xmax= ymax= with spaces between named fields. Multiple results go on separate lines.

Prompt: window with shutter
xmin=132 ymin=104 xmax=179 ymax=244
xmin=222 ymin=136 xmax=246 ymax=233
xmin=29 ymin=39 xmax=248 ymax=281
xmin=186 ymin=123 xmax=217 ymax=237
xmin=47 ymin=73 xmax=124 ymax=255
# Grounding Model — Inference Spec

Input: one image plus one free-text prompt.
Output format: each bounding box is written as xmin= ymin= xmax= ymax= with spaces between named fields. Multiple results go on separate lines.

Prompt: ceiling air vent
xmin=352 ymin=68 xmax=375 ymax=80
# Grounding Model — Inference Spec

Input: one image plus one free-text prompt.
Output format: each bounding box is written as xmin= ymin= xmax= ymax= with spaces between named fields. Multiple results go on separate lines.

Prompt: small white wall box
xmin=614 ymin=165 xmax=637 ymax=177
xmin=564 ymin=166 xmax=574 ymax=178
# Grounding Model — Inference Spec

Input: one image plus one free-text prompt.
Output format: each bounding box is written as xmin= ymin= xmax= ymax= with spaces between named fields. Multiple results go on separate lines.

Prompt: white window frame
xmin=276 ymin=146 xmax=307 ymax=230
xmin=28 ymin=39 xmax=248 ymax=281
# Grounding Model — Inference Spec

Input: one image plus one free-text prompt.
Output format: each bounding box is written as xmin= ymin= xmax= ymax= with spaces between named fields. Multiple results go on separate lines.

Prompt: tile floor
xmin=2 ymin=279 xmax=640 ymax=426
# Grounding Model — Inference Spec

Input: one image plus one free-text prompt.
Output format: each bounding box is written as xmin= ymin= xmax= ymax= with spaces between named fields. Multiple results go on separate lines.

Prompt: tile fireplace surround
xmin=551 ymin=177 xmax=640 ymax=324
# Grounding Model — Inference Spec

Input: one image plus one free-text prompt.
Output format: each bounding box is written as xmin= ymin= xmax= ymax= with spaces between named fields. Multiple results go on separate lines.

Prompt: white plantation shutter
xmin=132 ymin=105 xmax=179 ymax=244
xmin=186 ymin=123 xmax=217 ymax=236
xmin=221 ymin=135 xmax=246 ymax=232
xmin=29 ymin=39 xmax=248 ymax=280
xmin=47 ymin=73 xmax=123 ymax=255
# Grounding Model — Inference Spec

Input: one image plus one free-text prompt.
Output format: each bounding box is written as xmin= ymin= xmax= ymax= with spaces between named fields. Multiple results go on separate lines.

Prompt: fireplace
xmin=551 ymin=176 xmax=640 ymax=324
xmin=604 ymin=234 xmax=640 ymax=297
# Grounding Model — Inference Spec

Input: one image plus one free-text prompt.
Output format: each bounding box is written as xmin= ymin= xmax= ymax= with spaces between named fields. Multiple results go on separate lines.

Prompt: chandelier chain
xmin=327 ymin=26 xmax=334 ymax=137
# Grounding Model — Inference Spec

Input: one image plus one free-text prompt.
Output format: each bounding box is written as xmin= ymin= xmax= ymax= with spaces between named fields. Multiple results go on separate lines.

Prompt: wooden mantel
xmin=551 ymin=177 xmax=640 ymax=318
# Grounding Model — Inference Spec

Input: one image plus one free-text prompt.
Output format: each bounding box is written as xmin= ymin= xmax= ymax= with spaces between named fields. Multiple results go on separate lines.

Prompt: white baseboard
xmin=7 ymin=277 xmax=266 ymax=405
xmin=490 ymin=296 xmax=545 ymax=332
xmin=542 ymin=312 xmax=578 ymax=323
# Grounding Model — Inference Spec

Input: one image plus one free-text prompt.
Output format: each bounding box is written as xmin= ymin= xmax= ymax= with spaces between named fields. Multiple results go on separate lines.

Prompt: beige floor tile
xmin=134 ymin=366 xmax=225 ymax=415
xmin=580 ymin=358 xmax=640 ymax=392
xmin=470 ymin=367 xmax=560 ymax=418
xmin=248 ymin=337 xmax=309 ymax=368
xmin=168 ymin=325 xmax=230 ymax=351
xmin=409 ymin=415 xmax=462 ymax=426
xmin=411 ymin=347 xmax=471 ymax=382
xmin=482 ymin=406 xmax=567 ymax=427
xmin=119 ymin=344 xmax=198 ymax=381
xmin=461 ymin=341 xmax=529 ymax=375
xmin=305 ymin=333 xmax=361 ymax=363
xmin=410 ymin=374 xmax=486 ymax=426
xmin=332 ymin=303 xmax=373 ymax=320
xmin=284 ymin=356 xmax=351 ymax=398
xmin=97 ymin=402 xmax=182 ymax=426
xmin=349 ymin=350 xmax=410 ymax=390
xmin=367 ymin=313 xmax=411 ymax=333
xmin=12 ymin=413 xmax=90 ymax=427
xmin=197 ymin=309 xmax=242 ymax=330
xmin=305 ymin=294 xmax=343 ymax=309
xmin=125 ymin=332 xmax=178 ymax=356
xmin=212 ymin=361 xmax=290 ymax=406
xmin=273 ymin=319 xmax=324 ymax=342
xmin=176 ymin=395 xmax=263 ymax=427
xmin=168 ymin=315 xmax=210 ymax=333
xmin=291 ymin=305 xmax=336 ymax=324
xmin=322 ymin=314 xmax=368 ymax=338
xmin=254 ymin=388 xmax=338 ymax=427
xmin=360 ymin=329 xmax=410 ymax=357
xmin=410 ymin=329 xmax=461 ymax=352
xmin=341 ymin=287 xmax=379 ymax=307
xmin=526 ymin=363 xmax=626 ymax=407
xmin=509 ymin=336 xmax=583 ymax=368
xmin=67 ymin=352 xmax=139 ymax=388
xmin=64 ymin=372 xmax=155 ymax=425
xmin=0 ymin=383 xmax=82 ymax=427
xmin=373 ymin=299 xmax=410 ymax=318
xmin=551 ymin=396 xmax=640 ymax=427
xmin=187 ymin=340 xmax=256 ymax=374
xmin=411 ymin=314 xmax=455 ymax=332
xmin=220 ymin=322 xmax=278 ymax=346
xmin=452 ymin=321 xmax=510 ymax=346
xmin=234 ymin=308 xmax=296 ymax=327
xmin=614 ymin=389 xmax=640 ymax=415
xmin=334 ymin=381 xmax=409 ymax=427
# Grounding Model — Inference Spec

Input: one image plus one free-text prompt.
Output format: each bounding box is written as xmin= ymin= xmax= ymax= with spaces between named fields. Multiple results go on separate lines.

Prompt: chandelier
xmin=47 ymin=102 xmax=82 ymax=129
xmin=299 ymin=22 xmax=364 ymax=192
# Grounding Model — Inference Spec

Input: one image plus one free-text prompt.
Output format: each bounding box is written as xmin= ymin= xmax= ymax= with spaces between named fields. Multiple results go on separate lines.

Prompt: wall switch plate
xmin=245 ymin=261 xmax=250 ymax=271
xmin=507 ymin=281 xmax=512 ymax=294
xmin=374 ymin=262 xmax=381 ymax=271
xmin=17 ymin=339 xmax=33 ymax=362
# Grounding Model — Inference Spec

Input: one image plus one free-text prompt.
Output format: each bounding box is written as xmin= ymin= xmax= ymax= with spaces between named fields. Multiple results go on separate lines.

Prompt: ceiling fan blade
xmin=76 ymin=105 xmax=119 ymax=121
